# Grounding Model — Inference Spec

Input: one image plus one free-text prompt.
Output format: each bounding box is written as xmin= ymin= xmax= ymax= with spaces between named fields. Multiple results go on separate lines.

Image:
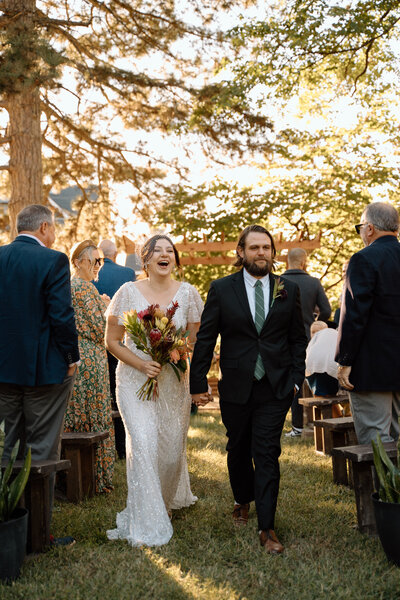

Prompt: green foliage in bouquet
xmin=372 ymin=434 xmax=400 ymax=503
xmin=0 ymin=440 xmax=31 ymax=522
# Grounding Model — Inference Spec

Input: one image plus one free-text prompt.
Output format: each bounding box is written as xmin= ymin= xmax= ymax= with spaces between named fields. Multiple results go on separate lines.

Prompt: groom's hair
xmin=234 ymin=224 xmax=276 ymax=267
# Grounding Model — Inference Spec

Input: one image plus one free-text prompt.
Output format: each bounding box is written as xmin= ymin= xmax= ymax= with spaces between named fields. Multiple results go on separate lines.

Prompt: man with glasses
xmin=336 ymin=202 xmax=400 ymax=444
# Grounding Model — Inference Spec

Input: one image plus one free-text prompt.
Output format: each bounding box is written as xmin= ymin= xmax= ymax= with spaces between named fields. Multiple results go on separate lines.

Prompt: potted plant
xmin=371 ymin=434 xmax=400 ymax=567
xmin=0 ymin=439 xmax=31 ymax=583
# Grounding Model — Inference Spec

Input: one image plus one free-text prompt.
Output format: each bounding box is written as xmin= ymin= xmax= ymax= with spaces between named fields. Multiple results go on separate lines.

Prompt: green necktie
xmin=254 ymin=280 xmax=265 ymax=380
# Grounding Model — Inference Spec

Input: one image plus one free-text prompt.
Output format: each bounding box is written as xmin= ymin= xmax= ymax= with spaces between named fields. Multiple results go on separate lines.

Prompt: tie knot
xmin=255 ymin=280 xmax=262 ymax=288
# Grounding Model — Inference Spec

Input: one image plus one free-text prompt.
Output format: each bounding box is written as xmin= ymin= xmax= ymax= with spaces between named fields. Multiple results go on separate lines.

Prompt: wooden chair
xmin=298 ymin=394 xmax=349 ymax=453
xmin=312 ymin=417 xmax=356 ymax=485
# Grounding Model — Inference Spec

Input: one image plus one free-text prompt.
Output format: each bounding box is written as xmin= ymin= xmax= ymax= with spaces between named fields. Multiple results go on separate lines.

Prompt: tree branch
xmin=0 ymin=164 xmax=10 ymax=171
xmin=0 ymin=136 xmax=11 ymax=144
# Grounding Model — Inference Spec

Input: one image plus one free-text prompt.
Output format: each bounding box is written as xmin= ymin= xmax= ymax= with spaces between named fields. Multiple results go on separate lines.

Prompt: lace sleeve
xmin=187 ymin=283 xmax=204 ymax=323
xmin=106 ymin=282 xmax=132 ymax=325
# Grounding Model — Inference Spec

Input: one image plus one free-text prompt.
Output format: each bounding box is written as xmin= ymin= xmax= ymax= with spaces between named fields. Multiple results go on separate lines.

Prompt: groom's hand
xmin=192 ymin=392 xmax=211 ymax=407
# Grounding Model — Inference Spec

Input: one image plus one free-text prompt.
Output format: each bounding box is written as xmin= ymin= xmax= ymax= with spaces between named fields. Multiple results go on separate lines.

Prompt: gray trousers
xmin=349 ymin=390 xmax=400 ymax=444
xmin=0 ymin=373 xmax=76 ymax=517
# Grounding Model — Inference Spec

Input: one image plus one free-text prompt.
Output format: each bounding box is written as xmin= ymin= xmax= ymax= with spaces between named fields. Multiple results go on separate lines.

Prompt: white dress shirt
xmin=17 ymin=233 xmax=45 ymax=247
xmin=243 ymin=268 xmax=270 ymax=322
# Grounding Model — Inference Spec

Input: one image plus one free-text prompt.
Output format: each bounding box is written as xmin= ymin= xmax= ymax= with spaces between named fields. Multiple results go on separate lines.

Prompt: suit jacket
xmin=282 ymin=269 xmax=331 ymax=339
xmin=190 ymin=269 xmax=307 ymax=404
xmin=94 ymin=258 xmax=135 ymax=298
xmin=336 ymin=235 xmax=400 ymax=391
xmin=0 ymin=236 xmax=79 ymax=386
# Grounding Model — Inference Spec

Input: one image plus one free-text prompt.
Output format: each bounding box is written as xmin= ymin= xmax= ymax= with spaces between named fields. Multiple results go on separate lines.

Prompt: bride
xmin=105 ymin=234 xmax=207 ymax=546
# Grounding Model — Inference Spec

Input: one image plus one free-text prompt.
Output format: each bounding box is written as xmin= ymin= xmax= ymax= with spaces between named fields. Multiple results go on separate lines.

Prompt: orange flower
xmin=169 ymin=348 xmax=180 ymax=363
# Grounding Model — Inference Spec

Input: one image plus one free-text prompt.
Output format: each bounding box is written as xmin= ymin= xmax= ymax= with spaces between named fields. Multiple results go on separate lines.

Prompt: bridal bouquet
xmin=123 ymin=302 xmax=188 ymax=401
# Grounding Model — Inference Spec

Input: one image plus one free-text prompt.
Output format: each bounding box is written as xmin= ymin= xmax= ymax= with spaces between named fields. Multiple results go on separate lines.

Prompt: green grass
xmin=2 ymin=413 xmax=400 ymax=600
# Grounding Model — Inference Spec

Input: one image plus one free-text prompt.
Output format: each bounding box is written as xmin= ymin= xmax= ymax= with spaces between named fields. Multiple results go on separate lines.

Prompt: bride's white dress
xmin=106 ymin=281 xmax=203 ymax=547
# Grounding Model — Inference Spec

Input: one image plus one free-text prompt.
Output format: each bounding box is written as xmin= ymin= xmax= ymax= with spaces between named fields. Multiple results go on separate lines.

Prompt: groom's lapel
xmin=231 ymin=270 xmax=257 ymax=332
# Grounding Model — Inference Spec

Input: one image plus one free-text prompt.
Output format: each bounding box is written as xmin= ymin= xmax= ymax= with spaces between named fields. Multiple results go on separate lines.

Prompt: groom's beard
xmin=242 ymin=256 xmax=272 ymax=277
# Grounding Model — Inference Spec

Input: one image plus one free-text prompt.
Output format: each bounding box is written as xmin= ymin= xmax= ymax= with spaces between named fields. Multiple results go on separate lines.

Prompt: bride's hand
xmin=141 ymin=360 xmax=162 ymax=378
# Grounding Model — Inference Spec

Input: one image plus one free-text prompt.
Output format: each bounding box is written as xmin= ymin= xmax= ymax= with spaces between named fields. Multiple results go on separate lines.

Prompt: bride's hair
xmin=141 ymin=234 xmax=181 ymax=275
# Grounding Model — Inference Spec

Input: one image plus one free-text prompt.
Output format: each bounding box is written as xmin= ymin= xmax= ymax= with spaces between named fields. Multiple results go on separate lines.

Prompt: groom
xmin=190 ymin=224 xmax=307 ymax=554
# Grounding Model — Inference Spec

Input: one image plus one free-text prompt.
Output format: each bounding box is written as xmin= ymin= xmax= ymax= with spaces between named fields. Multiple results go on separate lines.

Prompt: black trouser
xmin=220 ymin=377 xmax=293 ymax=531
xmin=107 ymin=351 xmax=126 ymax=459
xmin=289 ymin=389 xmax=303 ymax=429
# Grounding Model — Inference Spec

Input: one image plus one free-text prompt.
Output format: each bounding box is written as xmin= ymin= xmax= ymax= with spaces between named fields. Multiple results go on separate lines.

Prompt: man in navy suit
xmin=336 ymin=202 xmax=400 ymax=444
xmin=190 ymin=225 xmax=307 ymax=554
xmin=94 ymin=239 xmax=135 ymax=458
xmin=94 ymin=239 xmax=135 ymax=298
xmin=0 ymin=204 xmax=79 ymax=520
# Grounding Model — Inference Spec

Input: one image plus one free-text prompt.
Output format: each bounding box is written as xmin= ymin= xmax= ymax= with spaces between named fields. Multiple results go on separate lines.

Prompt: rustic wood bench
xmin=331 ymin=442 xmax=398 ymax=535
xmin=10 ymin=459 xmax=71 ymax=553
xmin=299 ymin=395 xmax=350 ymax=453
xmin=312 ymin=417 xmax=357 ymax=485
xmin=61 ymin=431 xmax=109 ymax=502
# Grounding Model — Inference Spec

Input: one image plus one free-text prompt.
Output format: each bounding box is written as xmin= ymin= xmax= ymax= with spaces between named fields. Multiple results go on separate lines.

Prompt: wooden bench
xmin=331 ymin=442 xmax=398 ymax=535
xmin=61 ymin=431 xmax=109 ymax=502
xmin=12 ymin=459 xmax=71 ymax=553
xmin=312 ymin=417 xmax=356 ymax=485
xmin=299 ymin=395 xmax=350 ymax=453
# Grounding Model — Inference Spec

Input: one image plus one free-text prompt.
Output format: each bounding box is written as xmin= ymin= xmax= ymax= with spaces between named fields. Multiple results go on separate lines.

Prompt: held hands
xmin=192 ymin=384 xmax=213 ymax=407
xmin=141 ymin=360 xmax=162 ymax=379
xmin=101 ymin=294 xmax=111 ymax=307
xmin=337 ymin=365 xmax=354 ymax=390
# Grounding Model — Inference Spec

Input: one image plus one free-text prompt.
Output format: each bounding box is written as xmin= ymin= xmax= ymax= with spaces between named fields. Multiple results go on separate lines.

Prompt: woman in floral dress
xmin=64 ymin=239 xmax=115 ymax=493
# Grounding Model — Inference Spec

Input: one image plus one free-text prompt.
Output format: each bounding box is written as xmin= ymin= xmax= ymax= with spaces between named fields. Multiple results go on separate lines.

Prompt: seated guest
xmin=306 ymin=321 xmax=339 ymax=397
xmin=93 ymin=239 xmax=135 ymax=459
xmin=65 ymin=239 xmax=115 ymax=493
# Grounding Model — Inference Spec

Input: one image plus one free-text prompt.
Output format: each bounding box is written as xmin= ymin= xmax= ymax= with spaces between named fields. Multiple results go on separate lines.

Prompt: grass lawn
xmin=2 ymin=412 xmax=400 ymax=600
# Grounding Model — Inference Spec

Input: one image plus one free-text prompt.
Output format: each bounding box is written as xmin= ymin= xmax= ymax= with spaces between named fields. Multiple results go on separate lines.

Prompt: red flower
xmin=137 ymin=309 xmax=150 ymax=320
xmin=149 ymin=328 xmax=162 ymax=343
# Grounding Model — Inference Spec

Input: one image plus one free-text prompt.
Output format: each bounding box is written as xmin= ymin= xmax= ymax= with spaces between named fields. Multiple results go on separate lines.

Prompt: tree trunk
xmin=4 ymin=0 xmax=43 ymax=239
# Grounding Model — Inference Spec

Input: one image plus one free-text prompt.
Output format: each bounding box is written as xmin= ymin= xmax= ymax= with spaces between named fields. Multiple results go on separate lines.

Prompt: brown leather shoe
xmin=259 ymin=529 xmax=284 ymax=554
xmin=232 ymin=503 xmax=250 ymax=526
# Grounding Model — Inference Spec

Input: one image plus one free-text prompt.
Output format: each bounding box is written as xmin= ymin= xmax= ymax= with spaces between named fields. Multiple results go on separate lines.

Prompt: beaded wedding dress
xmin=106 ymin=281 xmax=203 ymax=546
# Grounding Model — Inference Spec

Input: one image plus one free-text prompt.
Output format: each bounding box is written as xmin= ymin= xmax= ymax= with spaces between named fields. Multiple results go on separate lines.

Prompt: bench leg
xmin=351 ymin=462 xmax=376 ymax=535
xmin=64 ymin=446 xmax=83 ymax=502
xmin=331 ymin=431 xmax=348 ymax=485
xmin=80 ymin=445 xmax=96 ymax=498
xmin=313 ymin=407 xmax=323 ymax=452
xmin=23 ymin=475 xmax=50 ymax=553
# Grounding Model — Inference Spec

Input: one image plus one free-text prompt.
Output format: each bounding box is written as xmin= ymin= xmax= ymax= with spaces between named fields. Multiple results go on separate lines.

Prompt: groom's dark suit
xmin=190 ymin=269 xmax=307 ymax=530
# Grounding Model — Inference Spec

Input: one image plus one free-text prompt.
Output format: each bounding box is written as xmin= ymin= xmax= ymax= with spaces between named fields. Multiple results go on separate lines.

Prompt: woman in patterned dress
xmin=64 ymin=239 xmax=115 ymax=493
xmin=105 ymin=235 xmax=207 ymax=546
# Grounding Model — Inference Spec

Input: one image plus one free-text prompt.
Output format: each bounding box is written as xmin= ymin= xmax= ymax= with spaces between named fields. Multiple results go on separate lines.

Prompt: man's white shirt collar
xmin=17 ymin=234 xmax=46 ymax=247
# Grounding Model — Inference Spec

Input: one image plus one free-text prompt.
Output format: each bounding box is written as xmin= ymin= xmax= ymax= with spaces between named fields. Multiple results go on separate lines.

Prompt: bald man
xmin=283 ymin=248 xmax=331 ymax=437
xmin=94 ymin=240 xmax=135 ymax=459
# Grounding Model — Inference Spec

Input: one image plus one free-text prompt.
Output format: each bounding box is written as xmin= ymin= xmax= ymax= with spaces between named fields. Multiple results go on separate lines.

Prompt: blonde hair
xmin=310 ymin=321 xmax=328 ymax=338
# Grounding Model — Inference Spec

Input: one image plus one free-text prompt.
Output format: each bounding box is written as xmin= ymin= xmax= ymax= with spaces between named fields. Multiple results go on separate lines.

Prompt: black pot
xmin=372 ymin=492 xmax=400 ymax=567
xmin=0 ymin=507 xmax=28 ymax=582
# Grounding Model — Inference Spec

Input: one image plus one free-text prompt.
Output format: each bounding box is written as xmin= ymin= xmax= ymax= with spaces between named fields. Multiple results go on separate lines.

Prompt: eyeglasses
xmin=94 ymin=258 xmax=103 ymax=266
xmin=355 ymin=223 xmax=369 ymax=235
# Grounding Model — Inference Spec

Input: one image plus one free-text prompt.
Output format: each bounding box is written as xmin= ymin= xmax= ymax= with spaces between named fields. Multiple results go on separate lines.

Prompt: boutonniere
xmin=271 ymin=277 xmax=288 ymax=307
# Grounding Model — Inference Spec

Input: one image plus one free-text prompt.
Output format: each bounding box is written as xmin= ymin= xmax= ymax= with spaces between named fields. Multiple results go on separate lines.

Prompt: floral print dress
xmin=64 ymin=277 xmax=115 ymax=493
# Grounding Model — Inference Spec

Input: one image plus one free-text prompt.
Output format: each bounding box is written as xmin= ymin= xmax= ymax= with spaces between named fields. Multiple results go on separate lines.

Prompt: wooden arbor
xmin=174 ymin=231 xmax=322 ymax=266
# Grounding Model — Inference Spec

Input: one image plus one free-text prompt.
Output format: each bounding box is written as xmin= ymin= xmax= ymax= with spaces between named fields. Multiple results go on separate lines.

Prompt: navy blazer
xmin=336 ymin=235 xmax=400 ymax=391
xmin=190 ymin=269 xmax=307 ymax=404
xmin=94 ymin=258 xmax=135 ymax=298
xmin=0 ymin=236 xmax=79 ymax=386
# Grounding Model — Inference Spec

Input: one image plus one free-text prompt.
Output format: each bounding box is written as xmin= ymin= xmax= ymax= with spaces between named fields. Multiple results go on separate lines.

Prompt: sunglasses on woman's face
xmin=94 ymin=258 xmax=104 ymax=266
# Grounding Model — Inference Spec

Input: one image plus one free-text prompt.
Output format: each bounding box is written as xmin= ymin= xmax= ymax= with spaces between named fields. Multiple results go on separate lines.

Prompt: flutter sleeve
xmin=187 ymin=283 xmax=204 ymax=323
xmin=105 ymin=282 xmax=132 ymax=326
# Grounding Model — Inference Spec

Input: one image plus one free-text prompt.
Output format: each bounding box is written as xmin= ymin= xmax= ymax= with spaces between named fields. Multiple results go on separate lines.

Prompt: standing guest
xmin=336 ymin=202 xmax=400 ymax=444
xmin=105 ymin=234 xmax=203 ymax=547
xmin=94 ymin=239 xmax=136 ymax=459
xmin=190 ymin=224 xmax=307 ymax=555
xmin=65 ymin=240 xmax=115 ymax=493
xmin=0 ymin=204 xmax=79 ymax=528
xmin=283 ymin=248 xmax=331 ymax=437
